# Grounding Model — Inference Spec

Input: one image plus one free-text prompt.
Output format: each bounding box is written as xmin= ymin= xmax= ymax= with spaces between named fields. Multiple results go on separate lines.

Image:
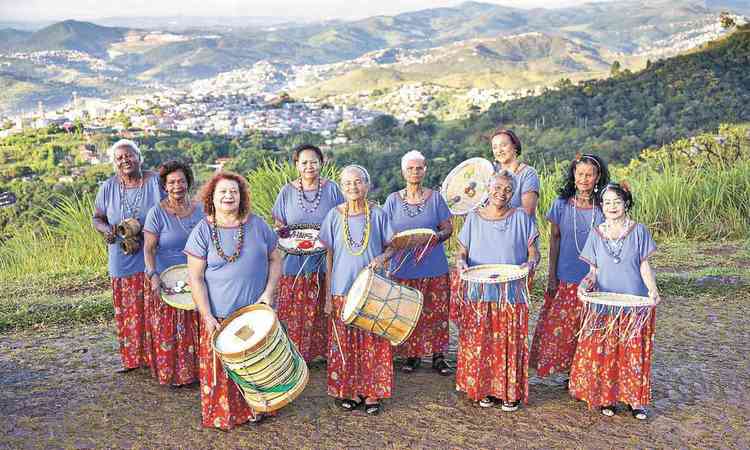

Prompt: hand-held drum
xmin=577 ymin=291 xmax=656 ymax=342
xmin=389 ymin=228 xmax=437 ymax=251
xmin=159 ymin=264 xmax=195 ymax=310
xmin=277 ymin=223 xmax=326 ymax=256
xmin=212 ymin=304 xmax=309 ymax=412
xmin=440 ymin=157 xmax=495 ymax=215
xmin=459 ymin=264 xmax=530 ymax=306
xmin=342 ymin=268 xmax=423 ymax=346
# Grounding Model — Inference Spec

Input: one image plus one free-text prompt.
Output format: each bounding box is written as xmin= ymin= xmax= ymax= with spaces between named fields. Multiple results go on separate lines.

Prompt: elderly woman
xmin=382 ymin=150 xmax=453 ymax=375
xmin=454 ymin=171 xmax=539 ymax=412
xmin=490 ymin=128 xmax=539 ymax=217
xmin=319 ymin=165 xmax=394 ymax=416
xmin=529 ymin=154 xmax=609 ymax=383
xmin=272 ymin=144 xmax=344 ymax=362
xmin=143 ymin=160 xmax=204 ymax=386
xmin=93 ymin=139 xmax=163 ymax=373
xmin=570 ymin=183 xmax=660 ymax=421
xmin=185 ymin=171 xmax=282 ymax=429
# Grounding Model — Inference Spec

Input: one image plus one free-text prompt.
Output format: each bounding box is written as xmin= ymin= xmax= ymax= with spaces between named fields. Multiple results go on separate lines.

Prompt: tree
xmin=720 ymin=11 xmax=736 ymax=30
xmin=610 ymin=60 xmax=621 ymax=77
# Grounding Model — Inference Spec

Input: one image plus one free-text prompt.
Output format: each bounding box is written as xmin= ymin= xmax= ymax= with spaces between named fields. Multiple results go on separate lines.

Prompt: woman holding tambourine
xmin=571 ymin=182 xmax=660 ymax=421
xmin=272 ymin=144 xmax=344 ymax=362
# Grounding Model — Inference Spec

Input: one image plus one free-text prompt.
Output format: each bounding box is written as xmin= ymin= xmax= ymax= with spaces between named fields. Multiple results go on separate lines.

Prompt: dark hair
xmin=598 ymin=182 xmax=635 ymax=212
xmin=200 ymin=171 xmax=252 ymax=219
xmin=159 ymin=160 xmax=194 ymax=190
xmin=558 ymin=154 xmax=610 ymax=204
xmin=292 ymin=144 xmax=324 ymax=164
xmin=489 ymin=128 xmax=522 ymax=155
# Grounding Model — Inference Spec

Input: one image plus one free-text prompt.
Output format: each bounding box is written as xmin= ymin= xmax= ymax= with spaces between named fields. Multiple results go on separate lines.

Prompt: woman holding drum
xmin=143 ymin=160 xmax=203 ymax=386
xmin=455 ymin=170 xmax=539 ymax=412
xmin=93 ymin=139 xmax=162 ymax=373
xmin=490 ymin=128 xmax=539 ymax=217
xmin=529 ymin=154 xmax=608 ymax=383
xmin=571 ymin=182 xmax=660 ymax=420
xmin=272 ymin=144 xmax=344 ymax=362
xmin=319 ymin=165 xmax=395 ymax=416
xmin=383 ymin=150 xmax=453 ymax=375
xmin=185 ymin=171 xmax=283 ymax=429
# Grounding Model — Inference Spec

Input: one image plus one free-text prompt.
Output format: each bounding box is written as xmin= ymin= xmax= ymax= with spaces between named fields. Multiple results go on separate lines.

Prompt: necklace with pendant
xmin=601 ymin=218 xmax=630 ymax=264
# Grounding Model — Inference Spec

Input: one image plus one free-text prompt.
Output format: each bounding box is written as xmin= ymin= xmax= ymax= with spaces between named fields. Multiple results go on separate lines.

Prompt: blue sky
xmin=0 ymin=0 xmax=616 ymax=21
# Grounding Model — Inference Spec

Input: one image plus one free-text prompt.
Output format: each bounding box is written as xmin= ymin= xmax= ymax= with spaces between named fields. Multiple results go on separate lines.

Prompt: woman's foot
xmin=364 ymin=397 xmax=381 ymax=416
xmin=432 ymin=353 xmax=453 ymax=376
xmin=478 ymin=396 xmax=499 ymax=408
xmin=402 ymin=357 xmax=421 ymax=373
xmin=600 ymin=405 xmax=616 ymax=417
xmin=248 ymin=413 xmax=266 ymax=424
xmin=629 ymin=405 xmax=648 ymax=420
xmin=339 ymin=397 xmax=364 ymax=412
xmin=501 ymin=400 xmax=520 ymax=412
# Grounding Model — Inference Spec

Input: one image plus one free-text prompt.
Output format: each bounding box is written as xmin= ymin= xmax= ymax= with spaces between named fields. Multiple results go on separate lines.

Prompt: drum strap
xmin=224 ymin=337 xmax=304 ymax=394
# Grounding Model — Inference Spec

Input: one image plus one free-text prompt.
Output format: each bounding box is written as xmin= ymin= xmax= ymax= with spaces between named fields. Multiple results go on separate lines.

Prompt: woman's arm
xmin=546 ymin=223 xmax=561 ymax=295
xmin=368 ymin=246 xmax=396 ymax=271
xmin=526 ymin=239 xmax=539 ymax=269
xmin=93 ymin=208 xmax=116 ymax=243
xmin=455 ymin=243 xmax=469 ymax=273
xmin=324 ymin=250 xmax=333 ymax=314
xmin=436 ymin=218 xmax=453 ymax=243
xmin=577 ymin=267 xmax=598 ymax=297
xmin=187 ymin=254 xmax=219 ymax=334
xmin=143 ymin=232 xmax=160 ymax=295
xmin=259 ymin=248 xmax=283 ymax=306
xmin=640 ymin=259 xmax=661 ymax=304
xmin=521 ymin=192 xmax=538 ymax=217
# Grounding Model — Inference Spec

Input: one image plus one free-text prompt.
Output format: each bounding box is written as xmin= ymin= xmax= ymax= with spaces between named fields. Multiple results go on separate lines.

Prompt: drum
xmin=459 ymin=264 xmax=530 ymax=307
xmin=212 ymin=304 xmax=309 ymax=413
xmin=342 ymin=268 xmax=423 ymax=346
xmin=578 ymin=291 xmax=656 ymax=342
xmin=117 ymin=218 xmax=141 ymax=239
xmin=390 ymin=228 xmax=437 ymax=251
xmin=441 ymin=157 xmax=494 ymax=215
xmin=277 ymin=223 xmax=326 ymax=256
xmin=160 ymin=264 xmax=195 ymax=310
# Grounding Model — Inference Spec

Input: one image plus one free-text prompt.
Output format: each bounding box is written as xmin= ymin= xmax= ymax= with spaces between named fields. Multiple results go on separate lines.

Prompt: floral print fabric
xmin=529 ymin=281 xmax=582 ymax=377
xmin=276 ymin=273 xmax=329 ymax=362
xmin=393 ymin=274 xmax=451 ymax=357
xmin=112 ymin=272 xmax=150 ymax=369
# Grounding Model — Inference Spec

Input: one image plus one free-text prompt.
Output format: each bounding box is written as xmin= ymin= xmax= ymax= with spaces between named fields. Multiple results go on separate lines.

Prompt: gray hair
xmin=341 ymin=164 xmax=370 ymax=186
xmin=108 ymin=139 xmax=143 ymax=170
xmin=401 ymin=150 xmax=427 ymax=171
xmin=489 ymin=169 xmax=517 ymax=193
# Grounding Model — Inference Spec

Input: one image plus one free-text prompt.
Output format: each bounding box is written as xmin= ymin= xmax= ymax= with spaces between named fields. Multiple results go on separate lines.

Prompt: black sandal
xmin=339 ymin=397 xmax=364 ymax=411
xmin=629 ymin=405 xmax=648 ymax=420
xmin=365 ymin=401 xmax=381 ymax=416
xmin=432 ymin=354 xmax=453 ymax=376
xmin=402 ymin=357 xmax=421 ymax=373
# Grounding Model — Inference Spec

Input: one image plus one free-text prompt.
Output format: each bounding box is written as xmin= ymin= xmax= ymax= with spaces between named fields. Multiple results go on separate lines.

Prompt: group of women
xmin=93 ymin=130 xmax=660 ymax=431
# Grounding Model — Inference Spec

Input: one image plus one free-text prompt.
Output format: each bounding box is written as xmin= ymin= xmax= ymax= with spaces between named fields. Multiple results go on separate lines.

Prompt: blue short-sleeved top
xmin=319 ymin=205 xmax=393 ymax=296
xmin=547 ymin=198 xmax=604 ymax=284
xmin=579 ymin=222 xmax=657 ymax=297
xmin=458 ymin=208 xmax=539 ymax=266
xmin=494 ymin=163 xmax=540 ymax=209
xmin=382 ymin=190 xmax=451 ymax=279
xmin=143 ymin=202 xmax=205 ymax=274
xmin=271 ymin=179 xmax=344 ymax=276
xmin=184 ymin=215 xmax=278 ymax=318
xmin=95 ymin=172 xmax=163 ymax=278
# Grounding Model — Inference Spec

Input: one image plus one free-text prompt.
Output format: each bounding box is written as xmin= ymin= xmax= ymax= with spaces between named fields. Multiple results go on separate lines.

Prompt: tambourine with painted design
xmin=277 ymin=223 xmax=326 ymax=256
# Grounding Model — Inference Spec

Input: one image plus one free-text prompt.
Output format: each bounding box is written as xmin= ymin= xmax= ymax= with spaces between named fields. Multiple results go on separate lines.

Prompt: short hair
xmin=159 ymin=160 xmax=194 ymax=190
xmin=598 ymin=182 xmax=635 ymax=212
xmin=490 ymin=128 xmax=522 ymax=156
xmin=489 ymin=169 xmax=517 ymax=193
xmin=292 ymin=144 xmax=324 ymax=164
xmin=199 ymin=171 xmax=252 ymax=219
xmin=341 ymin=164 xmax=370 ymax=186
xmin=108 ymin=139 xmax=142 ymax=169
xmin=401 ymin=150 xmax=427 ymax=171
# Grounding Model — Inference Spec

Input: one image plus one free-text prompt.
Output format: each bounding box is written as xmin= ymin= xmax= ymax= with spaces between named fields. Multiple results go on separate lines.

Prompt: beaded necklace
xmin=601 ymin=218 xmax=630 ymax=264
xmin=400 ymin=188 xmax=426 ymax=218
xmin=119 ymin=174 xmax=144 ymax=219
xmin=343 ymin=201 xmax=371 ymax=256
xmin=210 ymin=216 xmax=245 ymax=263
xmin=295 ymin=178 xmax=323 ymax=214
xmin=572 ymin=195 xmax=596 ymax=254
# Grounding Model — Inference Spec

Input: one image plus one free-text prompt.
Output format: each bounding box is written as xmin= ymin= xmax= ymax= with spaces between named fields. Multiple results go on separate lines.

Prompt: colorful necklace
xmin=400 ymin=188 xmax=426 ymax=218
xmin=210 ymin=216 xmax=245 ymax=263
xmin=343 ymin=202 xmax=371 ymax=256
xmin=296 ymin=178 xmax=323 ymax=214
xmin=601 ymin=218 xmax=630 ymax=264
xmin=119 ymin=174 xmax=144 ymax=219
xmin=572 ymin=194 xmax=596 ymax=254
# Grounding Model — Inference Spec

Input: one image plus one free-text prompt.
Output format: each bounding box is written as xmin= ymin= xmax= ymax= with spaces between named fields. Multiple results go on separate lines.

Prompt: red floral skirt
xmin=569 ymin=311 xmax=656 ymax=409
xmin=111 ymin=272 xmax=150 ymax=369
xmin=144 ymin=278 xmax=199 ymax=386
xmin=529 ymin=281 xmax=582 ymax=377
xmin=276 ymin=273 xmax=328 ymax=362
xmin=328 ymin=295 xmax=393 ymax=400
xmin=393 ymin=274 xmax=450 ymax=357
xmin=455 ymin=291 xmax=530 ymax=403
xmin=198 ymin=318 xmax=260 ymax=430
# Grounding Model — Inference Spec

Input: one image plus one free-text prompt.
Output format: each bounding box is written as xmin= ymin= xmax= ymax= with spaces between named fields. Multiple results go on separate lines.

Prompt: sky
xmin=0 ymin=0 xmax=616 ymax=22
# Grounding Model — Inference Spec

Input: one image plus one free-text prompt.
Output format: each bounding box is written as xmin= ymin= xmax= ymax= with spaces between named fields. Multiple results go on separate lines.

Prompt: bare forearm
xmin=640 ymin=261 xmax=658 ymax=294
xmin=261 ymin=250 xmax=283 ymax=300
xmin=548 ymin=232 xmax=560 ymax=279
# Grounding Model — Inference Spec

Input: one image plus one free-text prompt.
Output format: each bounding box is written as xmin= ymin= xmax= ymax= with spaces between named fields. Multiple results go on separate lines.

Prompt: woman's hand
xmin=150 ymin=274 xmax=161 ymax=296
xmin=546 ymin=275 xmax=559 ymax=297
xmin=258 ymin=294 xmax=274 ymax=307
xmin=324 ymin=291 xmax=332 ymax=315
xmin=202 ymin=314 xmax=220 ymax=336
xmin=368 ymin=254 xmax=388 ymax=271
xmin=104 ymin=224 xmax=117 ymax=244
xmin=649 ymin=290 xmax=662 ymax=305
xmin=456 ymin=258 xmax=468 ymax=274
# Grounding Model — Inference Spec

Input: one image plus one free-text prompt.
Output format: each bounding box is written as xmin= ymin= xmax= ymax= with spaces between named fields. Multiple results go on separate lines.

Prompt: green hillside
xmin=20 ymin=20 xmax=128 ymax=57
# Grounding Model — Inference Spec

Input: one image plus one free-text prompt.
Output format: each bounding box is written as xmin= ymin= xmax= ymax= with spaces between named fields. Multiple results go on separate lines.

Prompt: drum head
xmin=441 ymin=157 xmax=494 ymax=215
xmin=390 ymin=228 xmax=437 ymax=251
xmin=214 ymin=306 xmax=276 ymax=355
xmin=277 ymin=223 xmax=326 ymax=256
xmin=343 ymin=268 xmax=372 ymax=322
xmin=160 ymin=264 xmax=195 ymax=310
xmin=460 ymin=263 xmax=529 ymax=284
xmin=579 ymin=291 xmax=655 ymax=307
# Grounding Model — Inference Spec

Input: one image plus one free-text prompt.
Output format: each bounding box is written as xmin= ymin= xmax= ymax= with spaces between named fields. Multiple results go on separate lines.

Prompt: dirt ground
xmin=2 ymin=243 xmax=750 ymax=449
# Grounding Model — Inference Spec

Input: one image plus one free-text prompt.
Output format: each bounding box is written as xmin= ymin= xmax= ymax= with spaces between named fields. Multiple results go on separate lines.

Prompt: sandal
xmin=114 ymin=367 xmax=136 ymax=374
xmin=600 ymin=405 xmax=616 ymax=417
xmin=629 ymin=405 xmax=648 ymax=420
xmin=339 ymin=397 xmax=364 ymax=412
xmin=402 ymin=357 xmax=421 ymax=373
xmin=248 ymin=413 xmax=266 ymax=424
xmin=501 ymin=400 xmax=520 ymax=412
xmin=432 ymin=354 xmax=453 ymax=376
xmin=365 ymin=401 xmax=381 ymax=416
xmin=478 ymin=396 xmax=498 ymax=408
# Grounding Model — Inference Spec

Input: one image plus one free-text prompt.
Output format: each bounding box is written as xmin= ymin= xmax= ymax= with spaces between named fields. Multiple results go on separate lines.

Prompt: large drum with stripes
xmin=212 ymin=303 xmax=308 ymax=412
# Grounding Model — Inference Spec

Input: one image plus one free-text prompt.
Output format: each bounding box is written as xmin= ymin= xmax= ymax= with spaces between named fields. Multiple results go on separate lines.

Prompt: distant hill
xmin=0 ymin=29 xmax=32 ymax=51
xmin=19 ymin=20 xmax=128 ymax=57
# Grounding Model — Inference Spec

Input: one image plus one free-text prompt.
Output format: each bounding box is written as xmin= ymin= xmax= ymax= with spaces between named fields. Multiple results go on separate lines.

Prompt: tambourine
xmin=160 ymin=264 xmax=195 ymax=310
xmin=390 ymin=228 xmax=437 ymax=251
xmin=441 ymin=157 xmax=494 ymax=215
xmin=459 ymin=263 xmax=529 ymax=284
xmin=277 ymin=223 xmax=326 ymax=256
